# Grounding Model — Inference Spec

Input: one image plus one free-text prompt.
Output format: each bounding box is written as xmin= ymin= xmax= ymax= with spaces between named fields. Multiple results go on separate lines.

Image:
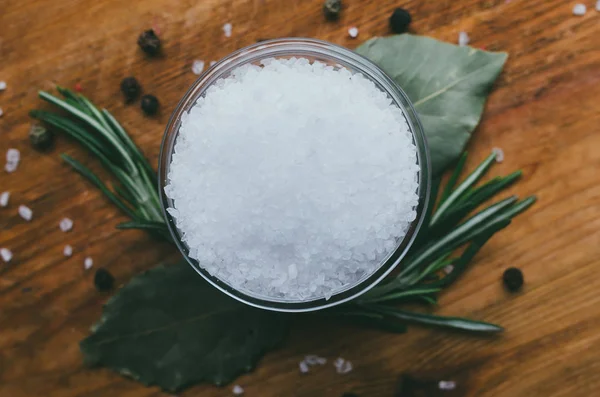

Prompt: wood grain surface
xmin=1 ymin=0 xmax=600 ymax=396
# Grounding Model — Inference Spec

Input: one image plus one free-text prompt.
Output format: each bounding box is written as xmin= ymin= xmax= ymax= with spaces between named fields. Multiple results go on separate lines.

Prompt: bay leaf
xmin=80 ymin=262 xmax=288 ymax=391
xmin=356 ymin=34 xmax=507 ymax=174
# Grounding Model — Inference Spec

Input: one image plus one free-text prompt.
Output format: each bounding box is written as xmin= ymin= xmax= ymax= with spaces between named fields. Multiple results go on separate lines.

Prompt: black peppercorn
xmin=94 ymin=268 xmax=115 ymax=292
xmin=323 ymin=0 xmax=342 ymax=21
xmin=502 ymin=267 xmax=524 ymax=292
xmin=389 ymin=8 xmax=412 ymax=34
xmin=120 ymin=77 xmax=141 ymax=102
xmin=29 ymin=123 xmax=54 ymax=150
xmin=137 ymin=29 xmax=161 ymax=56
xmin=141 ymin=94 xmax=159 ymax=116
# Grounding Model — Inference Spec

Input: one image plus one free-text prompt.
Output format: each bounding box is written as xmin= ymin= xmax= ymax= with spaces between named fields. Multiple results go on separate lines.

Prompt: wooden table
xmin=2 ymin=0 xmax=600 ymax=396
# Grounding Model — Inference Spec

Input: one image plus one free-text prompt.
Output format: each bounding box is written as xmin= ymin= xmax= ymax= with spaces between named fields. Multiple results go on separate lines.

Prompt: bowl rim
xmin=158 ymin=37 xmax=431 ymax=313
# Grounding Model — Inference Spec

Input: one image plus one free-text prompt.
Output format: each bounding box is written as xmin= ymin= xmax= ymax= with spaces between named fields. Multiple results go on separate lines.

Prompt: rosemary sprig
xmin=337 ymin=151 xmax=536 ymax=334
xmin=30 ymin=88 xmax=170 ymax=241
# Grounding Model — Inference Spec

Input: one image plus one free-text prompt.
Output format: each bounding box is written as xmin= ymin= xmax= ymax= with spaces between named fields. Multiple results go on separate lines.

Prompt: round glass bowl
xmin=158 ymin=38 xmax=431 ymax=313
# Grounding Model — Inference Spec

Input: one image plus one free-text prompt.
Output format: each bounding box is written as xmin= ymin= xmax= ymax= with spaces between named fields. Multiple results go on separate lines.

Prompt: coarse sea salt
xmin=223 ymin=23 xmax=232 ymax=37
xmin=166 ymin=58 xmax=419 ymax=301
xmin=458 ymin=31 xmax=470 ymax=46
xmin=0 ymin=81 xmax=6 ymax=91
xmin=59 ymin=217 xmax=74 ymax=232
xmin=299 ymin=360 xmax=310 ymax=374
xmin=84 ymin=257 xmax=93 ymax=270
xmin=348 ymin=26 xmax=359 ymax=38
xmin=492 ymin=147 xmax=504 ymax=163
xmin=1 ymin=247 xmax=12 ymax=263
xmin=572 ymin=3 xmax=586 ymax=15
xmin=6 ymin=148 xmax=20 ymax=163
xmin=334 ymin=357 xmax=353 ymax=374
xmin=0 ymin=191 xmax=9 ymax=207
xmin=63 ymin=244 xmax=73 ymax=257
xmin=596 ymin=0 xmax=600 ymax=12
xmin=192 ymin=60 xmax=205 ymax=75
xmin=18 ymin=205 xmax=32 ymax=221
xmin=232 ymin=385 xmax=244 ymax=395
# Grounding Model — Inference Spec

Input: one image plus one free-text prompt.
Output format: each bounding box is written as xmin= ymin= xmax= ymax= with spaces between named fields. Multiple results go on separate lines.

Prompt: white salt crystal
xmin=1 ymin=247 xmax=12 ymax=263
xmin=18 ymin=205 xmax=32 ymax=221
xmin=84 ymin=257 xmax=93 ymax=270
xmin=192 ymin=60 xmax=205 ymax=75
xmin=348 ymin=26 xmax=359 ymax=38
xmin=0 ymin=191 xmax=9 ymax=207
xmin=0 ymin=108 xmax=3 ymax=117
xmin=210 ymin=60 xmax=217 ymax=67
xmin=166 ymin=58 xmax=419 ymax=301
xmin=232 ymin=385 xmax=244 ymax=395
xmin=0 ymin=81 xmax=6 ymax=91
xmin=572 ymin=3 xmax=586 ymax=15
xmin=299 ymin=360 xmax=309 ymax=374
xmin=492 ymin=147 xmax=504 ymax=163
xmin=443 ymin=264 xmax=454 ymax=274
xmin=63 ymin=245 xmax=73 ymax=257
xmin=596 ymin=0 xmax=600 ymax=11
xmin=334 ymin=357 xmax=353 ymax=374
xmin=305 ymin=355 xmax=327 ymax=365
xmin=59 ymin=217 xmax=74 ymax=232
xmin=6 ymin=148 xmax=20 ymax=163
xmin=458 ymin=31 xmax=470 ymax=46
xmin=223 ymin=23 xmax=232 ymax=37
xmin=439 ymin=380 xmax=456 ymax=390
xmin=4 ymin=161 xmax=17 ymax=173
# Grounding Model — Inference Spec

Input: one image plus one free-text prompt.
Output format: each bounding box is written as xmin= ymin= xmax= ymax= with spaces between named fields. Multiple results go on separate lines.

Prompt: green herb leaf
xmin=80 ymin=262 xmax=288 ymax=392
xmin=356 ymin=35 xmax=508 ymax=174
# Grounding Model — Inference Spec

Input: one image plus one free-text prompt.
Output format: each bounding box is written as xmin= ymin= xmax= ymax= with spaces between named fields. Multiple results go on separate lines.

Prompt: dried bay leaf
xmin=356 ymin=35 xmax=507 ymax=174
xmin=80 ymin=262 xmax=288 ymax=391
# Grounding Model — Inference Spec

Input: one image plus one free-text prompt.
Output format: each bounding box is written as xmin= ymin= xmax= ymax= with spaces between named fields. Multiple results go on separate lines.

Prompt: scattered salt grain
xmin=439 ymin=380 xmax=456 ymax=390
xmin=444 ymin=264 xmax=454 ymax=275
xmin=305 ymin=355 xmax=327 ymax=365
xmin=1 ymin=248 xmax=12 ymax=263
xmin=63 ymin=245 xmax=73 ymax=257
xmin=334 ymin=357 xmax=353 ymax=374
xmin=210 ymin=60 xmax=217 ymax=67
xmin=59 ymin=217 xmax=74 ymax=232
xmin=232 ymin=385 xmax=244 ymax=395
xmin=0 ymin=108 xmax=3 ymax=117
xmin=492 ymin=147 xmax=504 ymax=163
xmin=299 ymin=360 xmax=310 ymax=374
xmin=4 ymin=161 xmax=17 ymax=173
xmin=18 ymin=205 xmax=32 ymax=221
xmin=84 ymin=257 xmax=94 ymax=270
xmin=596 ymin=0 xmax=600 ymax=11
xmin=0 ymin=191 xmax=9 ymax=207
xmin=6 ymin=148 xmax=20 ymax=163
xmin=192 ymin=60 xmax=205 ymax=75
xmin=348 ymin=26 xmax=359 ymax=38
xmin=166 ymin=58 xmax=419 ymax=301
xmin=458 ymin=31 xmax=470 ymax=46
xmin=0 ymin=81 xmax=6 ymax=91
xmin=223 ymin=23 xmax=232 ymax=37
xmin=572 ymin=3 xmax=586 ymax=15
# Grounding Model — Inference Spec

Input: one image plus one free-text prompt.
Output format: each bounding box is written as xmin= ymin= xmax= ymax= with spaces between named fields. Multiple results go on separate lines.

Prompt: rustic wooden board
xmin=1 ymin=0 xmax=600 ymax=396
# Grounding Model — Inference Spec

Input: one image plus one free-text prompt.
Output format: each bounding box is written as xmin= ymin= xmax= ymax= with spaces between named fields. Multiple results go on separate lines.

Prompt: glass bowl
xmin=158 ymin=38 xmax=431 ymax=313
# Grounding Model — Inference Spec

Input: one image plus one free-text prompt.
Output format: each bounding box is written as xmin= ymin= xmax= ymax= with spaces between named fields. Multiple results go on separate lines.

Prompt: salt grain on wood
xmin=192 ymin=60 xmax=205 ymax=75
xmin=0 ymin=81 xmax=6 ymax=91
xmin=0 ymin=108 xmax=3 ymax=117
xmin=0 ymin=191 xmax=9 ymax=207
xmin=492 ymin=147 xmax=504 ymax=163
xmin=1 ymin=248 xmax=12 ymax=263
xmin=458 ymin=31 xmax=470 ymax=46
xmin=439 ymin=380 xmax=456 ymax=390
xmin=334 ymin=357 xmax=353 ymax=374
xmin=6 ymin=148 xmax=20 ymax=163
xmin=84 ymin=257 xmax=93 ymax=270
xmin=596 ymin=0 xmax=600 ymax=11
xmin=59 ymin=217 xmax=74 ymax=232
xmin=572 ymin=3 xmax=586 ymax=15
xmin=232 ymin=385 xmax=244 ymax=395
xmin=63 ymin=245 xmax=73 ymax=257
xmin=348 ymin=26 xmax=359 ymax=38
xmin=18 ymin=205 xmax=32 ymax=221
xmin=299 ymin=360 xmax=309 ymax=374
xmin=166 ymin=58 xmax=419 ymax=301
xmin=223 ymin=23 xmax=232 ymax=37
xmin=305 ymin=355 xmax=327 ymax=365
xmin=5 ymin=162 xmax=17 ymax=173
